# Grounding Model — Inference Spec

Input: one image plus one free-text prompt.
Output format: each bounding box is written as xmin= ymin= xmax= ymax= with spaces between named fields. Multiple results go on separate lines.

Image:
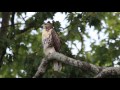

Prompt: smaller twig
xmin=0 ymin=23 xmax=25 ymax=29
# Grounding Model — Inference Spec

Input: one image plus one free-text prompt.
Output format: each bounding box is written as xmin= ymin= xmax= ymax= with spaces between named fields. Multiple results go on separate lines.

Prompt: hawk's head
xmin=42 ymin=21 xmax=53 ymax=31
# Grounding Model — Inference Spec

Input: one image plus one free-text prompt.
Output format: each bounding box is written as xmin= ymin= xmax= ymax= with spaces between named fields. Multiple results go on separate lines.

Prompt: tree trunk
xmin=0 ymin=12 xmax=10 ymax=67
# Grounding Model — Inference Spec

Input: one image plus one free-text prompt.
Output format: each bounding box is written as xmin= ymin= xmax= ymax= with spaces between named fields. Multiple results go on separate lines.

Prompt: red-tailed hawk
xmin=42 ymin=21 xmax=62 ymax=72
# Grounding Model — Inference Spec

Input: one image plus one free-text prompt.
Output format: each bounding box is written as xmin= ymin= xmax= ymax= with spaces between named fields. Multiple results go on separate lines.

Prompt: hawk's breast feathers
xmin=42 ymin=22 xmax=62 ymax=72
xmin=42 ymin=28 xmax=61 ymax=55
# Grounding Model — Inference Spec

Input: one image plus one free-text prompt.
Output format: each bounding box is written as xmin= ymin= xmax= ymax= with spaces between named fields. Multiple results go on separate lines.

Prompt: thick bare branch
xmin=33 ymin=52 xmax=103 ymax=78
xmin=48 ymin=52 xmax=101 ymax=74
xmin=95 ymin=67 xmax=120 ymax=78
xmin=33 ymin=52 xmax=120 ymax=78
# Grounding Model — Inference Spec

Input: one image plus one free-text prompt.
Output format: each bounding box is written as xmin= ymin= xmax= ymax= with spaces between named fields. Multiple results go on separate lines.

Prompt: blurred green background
xmin=0 ymin=12 xmax=120 ymax=78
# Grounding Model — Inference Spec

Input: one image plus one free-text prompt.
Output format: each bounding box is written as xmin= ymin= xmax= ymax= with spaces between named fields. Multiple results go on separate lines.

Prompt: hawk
xmin=42 ymin=21 xmax=62 ymax=72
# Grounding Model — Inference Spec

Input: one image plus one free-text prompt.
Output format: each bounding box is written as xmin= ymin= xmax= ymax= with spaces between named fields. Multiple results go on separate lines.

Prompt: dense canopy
xmin=0 ymin=12 xmax=120 ymax=78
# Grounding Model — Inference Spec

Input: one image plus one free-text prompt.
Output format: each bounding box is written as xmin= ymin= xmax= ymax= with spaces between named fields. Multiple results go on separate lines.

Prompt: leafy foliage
xmin=0 ymin=12 xmax=120 ymax=78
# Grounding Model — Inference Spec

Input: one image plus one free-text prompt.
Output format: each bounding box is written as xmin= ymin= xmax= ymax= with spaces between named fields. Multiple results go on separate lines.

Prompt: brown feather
xmin=51 ymin=29 xmax=61 ymax=52
xmin=51 ymin=29 xmax=62 ymax=72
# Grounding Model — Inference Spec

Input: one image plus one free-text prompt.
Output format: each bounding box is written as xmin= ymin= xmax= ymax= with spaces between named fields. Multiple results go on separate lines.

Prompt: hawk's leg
xmin=53 ymin=61 xmax=62 ymax=72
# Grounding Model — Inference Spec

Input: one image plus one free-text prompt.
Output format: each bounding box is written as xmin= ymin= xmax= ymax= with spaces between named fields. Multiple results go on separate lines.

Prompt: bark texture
xmin=33 ymin=52 xmax=120 ymax=78
xmin=0 ymin=12 xmax=10 ymax=67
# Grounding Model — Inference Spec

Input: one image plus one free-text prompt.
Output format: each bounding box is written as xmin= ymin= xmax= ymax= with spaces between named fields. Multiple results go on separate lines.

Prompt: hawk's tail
xmin=53 ymin=61 xmax=62 ymax=72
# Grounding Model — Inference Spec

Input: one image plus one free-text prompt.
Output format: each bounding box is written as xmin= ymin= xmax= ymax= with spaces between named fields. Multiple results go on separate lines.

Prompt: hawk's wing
xmin=51 ymin=29 xmax=61 ymax=52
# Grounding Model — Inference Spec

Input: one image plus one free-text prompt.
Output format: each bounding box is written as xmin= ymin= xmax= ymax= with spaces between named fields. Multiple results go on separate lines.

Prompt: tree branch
xmin=16 ymin=12 xmax=48 ymax=35
xmin=11 ymin=12 xmax=15 ymax=29
xmin=94 ymin=67 xmax=120 ymax=78
xmin=33 ymin=58 xmax=48 ymax=78
xmin=33 ymin=52 xmax=120 ymax=78
xmin=33 ymin=52 xmax=105 ymax=78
